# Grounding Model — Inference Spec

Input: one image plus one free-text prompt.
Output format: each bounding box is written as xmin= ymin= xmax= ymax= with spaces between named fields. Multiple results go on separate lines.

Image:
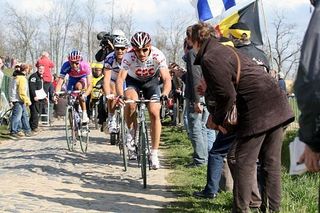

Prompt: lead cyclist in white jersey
xmin=116 ymin=32 xmax=171 ymax=169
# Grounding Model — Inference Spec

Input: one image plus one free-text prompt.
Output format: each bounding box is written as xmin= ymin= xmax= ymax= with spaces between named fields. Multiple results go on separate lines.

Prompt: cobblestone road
xmin=0 ymin=121 xmax=175 ymax=212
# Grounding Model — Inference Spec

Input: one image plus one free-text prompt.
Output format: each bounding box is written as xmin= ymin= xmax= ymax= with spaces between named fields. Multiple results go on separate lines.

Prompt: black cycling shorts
xmin=125 ymin=75 xmax=161 ymax=100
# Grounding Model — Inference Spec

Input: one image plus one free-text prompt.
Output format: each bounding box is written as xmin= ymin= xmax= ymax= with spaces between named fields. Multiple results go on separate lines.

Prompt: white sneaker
xmin=82 ymin=113 xmax=89 ymax=123
xmin=126 ymin=133 xmax=136 ymax=151
xmin=128 ymin=150 xmax=137 ymax=160
xmin=151 ymin=153 xmax=160 ymax=170
xmin=108 ymin=118 xmax=118 ymax=133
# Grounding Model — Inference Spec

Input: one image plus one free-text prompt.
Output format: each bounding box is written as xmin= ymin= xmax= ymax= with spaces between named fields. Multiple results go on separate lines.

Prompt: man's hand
xmin=34 ymin=97 xmax=39 ymax=102
xmin=160 ymin=94 xmax=168 ymax=102
xmin=80 ymin=93 xmax=87 ymax=101
xmin=194 ymin=102 xmax=203 ymax=113
xmin=206 ymin=114 xmax=228 ymax=134
xmin=299 ymin=145 xmax=320 ymax=172
xmin=197 ymin=79 xmax=207 ymax=96
xmin=116 ymin=95 xmax=125 ymax=106
xmin=105 ymin=94 xmax=115 ymax=100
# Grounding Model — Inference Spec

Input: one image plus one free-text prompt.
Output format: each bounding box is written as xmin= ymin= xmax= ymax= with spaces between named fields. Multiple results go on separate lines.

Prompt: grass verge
xmin=161 ymin=126 xmax=319 ymax=213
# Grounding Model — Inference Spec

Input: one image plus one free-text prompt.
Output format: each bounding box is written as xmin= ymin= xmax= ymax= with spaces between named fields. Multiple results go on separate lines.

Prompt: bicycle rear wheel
xmin=139 ymin=122 xmax=147 ymax=188
xmin=119 ymin=107 xmax=128 ymax=171
xmin=79 ymin=123 xmax=89 ymax=153
xmin=65 ymin=106 xmax=75 ymax=151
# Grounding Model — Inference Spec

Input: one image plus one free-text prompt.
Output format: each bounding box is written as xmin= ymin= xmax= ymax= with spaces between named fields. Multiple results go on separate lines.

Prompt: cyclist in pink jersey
xmin=116 ymin=32 xmax=172 ymax=169
xmin=55 ymin=49 xmax=93 ymax=123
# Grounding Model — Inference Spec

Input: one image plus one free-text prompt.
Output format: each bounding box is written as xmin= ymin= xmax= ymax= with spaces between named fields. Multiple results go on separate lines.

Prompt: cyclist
xmin=103 ymin=35 xmax=129 ymax=133
xmin=116 ymin=32 xmax=172 ymax=169
xmin=55 ymin=49 xmax=93 ymax=123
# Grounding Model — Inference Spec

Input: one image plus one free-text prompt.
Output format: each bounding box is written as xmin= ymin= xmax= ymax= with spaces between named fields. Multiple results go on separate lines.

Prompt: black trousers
xmin=29 ymin=101 xmax=44 ymax=130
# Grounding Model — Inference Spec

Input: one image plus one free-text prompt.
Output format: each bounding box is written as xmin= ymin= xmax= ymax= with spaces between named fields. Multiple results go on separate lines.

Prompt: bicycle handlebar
xmin=123 ymin=99 xmax=160 ymax=104
xmin=55 ymin=90 xmax=83 ymax=95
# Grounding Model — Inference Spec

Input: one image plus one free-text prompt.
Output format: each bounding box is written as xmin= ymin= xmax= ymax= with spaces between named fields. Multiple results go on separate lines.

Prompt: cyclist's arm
xmin=84 ymin=74 xmax=93 ymax=97
xmin=159 ymin=67 xmax=172 ymax=97
xmin=103 ymin=68 xmax=112 ymax=96
xmin=116 ymin=69 xmax=127 ymax=97
xmin=55 ymin=77 xmax=64 ymax=93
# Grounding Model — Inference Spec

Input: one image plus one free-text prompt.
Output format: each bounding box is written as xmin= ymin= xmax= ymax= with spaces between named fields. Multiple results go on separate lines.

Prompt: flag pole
xmin=259 ymin=0 xmax=273 ymax=70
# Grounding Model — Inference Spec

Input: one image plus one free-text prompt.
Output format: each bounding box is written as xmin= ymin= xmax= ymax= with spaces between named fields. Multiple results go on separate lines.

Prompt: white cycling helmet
xmin=113 ymin=36 xmax=129 ymax=48
xmin=112 ymin=29 xmax=125 ymax=37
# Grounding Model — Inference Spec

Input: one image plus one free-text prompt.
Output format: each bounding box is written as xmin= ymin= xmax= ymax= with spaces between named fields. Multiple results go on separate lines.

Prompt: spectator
xmin=184 ymin=25 xmax=216 ymax=167
xmin=28 ymin=64 xmax=46 ymax=132
xmin=36 ymin=52 xmax=54 ymax=123
xmin=229 ymin=22 xmax=270 ymax=72
xmin=295 ymin=0 xmax=320 ymax=172
xmin=229 ymin=22 xmax=273 ymax=208
xmin=191 ymin=22 xmax=294 ymax=212
xmin=9 ymin=64 xmax=35 ymax=138
xmin=36 ymin=51 xmax=54 ymax=87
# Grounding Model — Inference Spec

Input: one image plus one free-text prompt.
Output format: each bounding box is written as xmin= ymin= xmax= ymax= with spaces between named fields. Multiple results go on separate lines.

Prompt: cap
xmin=229 ymin=22 xmax=251 ymax=39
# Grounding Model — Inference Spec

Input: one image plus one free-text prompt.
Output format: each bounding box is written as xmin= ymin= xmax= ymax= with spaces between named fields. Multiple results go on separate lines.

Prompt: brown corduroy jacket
xmin=195 ymin=38 xmax=294 ymax=137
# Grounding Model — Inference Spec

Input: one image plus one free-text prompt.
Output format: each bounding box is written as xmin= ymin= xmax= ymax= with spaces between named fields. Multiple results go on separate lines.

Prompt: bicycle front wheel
xmin=119 ymin=108 xmax=128 ymax=171
xmin=79 ymin=123 xmax=89 ymax=153
xmin=65 ymin=106 xmax=75 ymax=151
xmin=139 ymin=122 xmax=148 ymax=188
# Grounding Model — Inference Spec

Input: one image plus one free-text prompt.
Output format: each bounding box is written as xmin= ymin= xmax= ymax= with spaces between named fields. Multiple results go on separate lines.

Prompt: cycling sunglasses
xmin=115 ymin=47 xmax=126 ymax=51
xmin=134 ymin=47 xmax=149 ymax=53
xmin=71 ymin=61 xmax=80 ymax=65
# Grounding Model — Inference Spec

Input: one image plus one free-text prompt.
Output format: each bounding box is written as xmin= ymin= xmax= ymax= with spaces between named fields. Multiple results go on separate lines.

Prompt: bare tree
xmin=5 ymin=4 xmax=39 ymax=63
xmin=266 ymin=13 xmax=301 ymax=79
xmin=83 ymin=0 xmax=97 ymax=61
xmin=154 ymin=13 xmax=192 ymax=65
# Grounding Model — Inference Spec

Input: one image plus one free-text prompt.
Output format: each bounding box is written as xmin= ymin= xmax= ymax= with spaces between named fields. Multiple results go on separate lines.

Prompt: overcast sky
xmin=0 ymin=0 xmax=313 ymax=43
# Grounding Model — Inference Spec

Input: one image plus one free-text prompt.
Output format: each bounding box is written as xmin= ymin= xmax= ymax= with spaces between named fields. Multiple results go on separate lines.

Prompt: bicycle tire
xmin=94 ymin=103 xmax=99 ymax=129
xmin=79 ymin=123 xmax=89 ymax=153
xmin=65 ymin=106 xmax=75 ymax=151
xmin=110 ymin=133 xmax=117 ymax=145
xmin=120 ymin=107 xmax=128 ymax=171
xmin=139 ymin=122 xmax=147 ymax=188
xmin=144 ymin=122 xmax=151 ymax=170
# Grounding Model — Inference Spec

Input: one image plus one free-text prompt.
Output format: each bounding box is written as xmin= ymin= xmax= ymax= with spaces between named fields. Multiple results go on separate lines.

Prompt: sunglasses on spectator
xmin=134 ymin=47 xmax=149 ymax=53
xmin=71 ymin=61 xmax=80 ymax=65
xmin=115 ymin=47 xmax=126 ymax=51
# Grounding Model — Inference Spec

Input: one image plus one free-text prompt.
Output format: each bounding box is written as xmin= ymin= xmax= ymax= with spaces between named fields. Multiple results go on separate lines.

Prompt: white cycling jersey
xmin=104 ymin=51 xmax=121 ymax=82
xmin=121 ymin=46 xmax=168 ymax=81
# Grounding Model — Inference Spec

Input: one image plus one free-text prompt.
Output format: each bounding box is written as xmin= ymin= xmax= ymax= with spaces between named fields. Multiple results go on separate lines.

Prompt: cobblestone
xmin=0 ymin=120 xmax=175 ymax=212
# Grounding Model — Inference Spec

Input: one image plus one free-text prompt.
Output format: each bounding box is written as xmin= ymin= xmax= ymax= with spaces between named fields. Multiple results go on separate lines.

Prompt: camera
xmin=95 ymin=31 xmax=115 ymax=62
xmin=97 ymin=31 xmax=115 ymax=49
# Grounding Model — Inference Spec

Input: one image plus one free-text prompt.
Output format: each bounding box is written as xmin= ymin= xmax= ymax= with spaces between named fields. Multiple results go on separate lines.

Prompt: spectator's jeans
xmin=202 ymin=107 xmax=217 ymax=151
xmin=11 ymin=102 xmax=31 ymax=134
xmin=204 ymin=132 xmax=236 ymax=195
xmin=186 ymin=98 xmax=210 ymax=165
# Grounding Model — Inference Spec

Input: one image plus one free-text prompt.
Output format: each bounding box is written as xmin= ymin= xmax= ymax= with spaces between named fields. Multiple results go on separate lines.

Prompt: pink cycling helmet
xmin=131 ymin=32 xmax=151 ymax=49
xmin=68 ymin=49 xmax=82 ymax=62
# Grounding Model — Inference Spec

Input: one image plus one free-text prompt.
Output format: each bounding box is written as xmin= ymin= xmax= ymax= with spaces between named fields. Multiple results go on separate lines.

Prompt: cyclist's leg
xmin=124 ymin=76 xmax=140 ymax=137
xmin=144 ymin=81 xmax=161 ymax=169
xmin=107 ymin=81 xmax=118 ymax=132
xmin=74 ymin=78 xmax=89 ymax=122
xmin=124 ymin=87 xmax=138 ymax=133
